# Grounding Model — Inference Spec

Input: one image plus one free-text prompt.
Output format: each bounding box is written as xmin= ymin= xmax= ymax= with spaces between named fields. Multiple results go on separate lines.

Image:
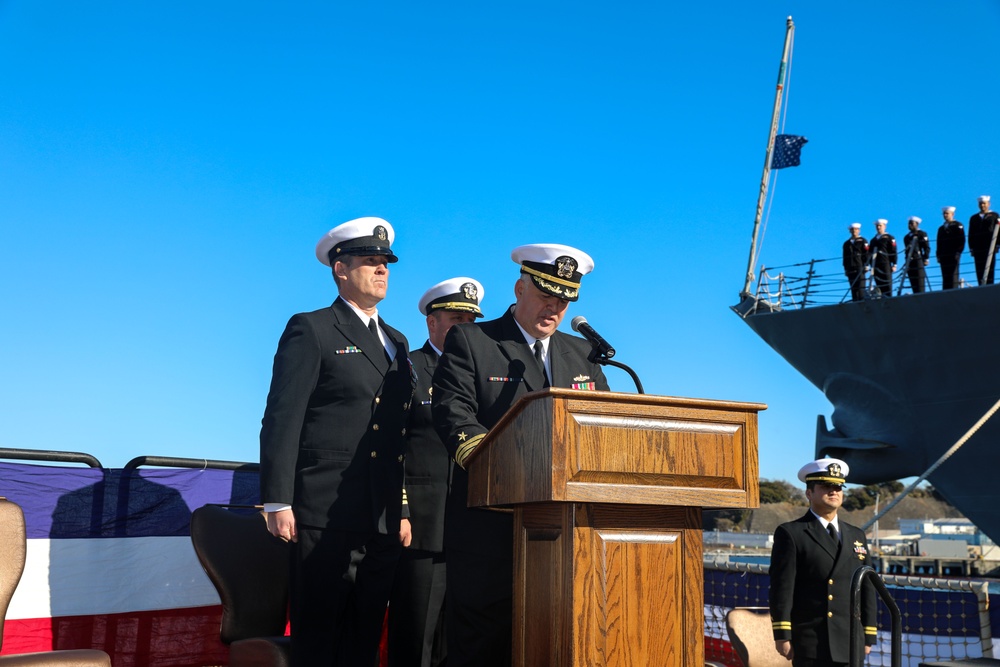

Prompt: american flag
xmin=771 ymin=134 xmax=809 ymax=169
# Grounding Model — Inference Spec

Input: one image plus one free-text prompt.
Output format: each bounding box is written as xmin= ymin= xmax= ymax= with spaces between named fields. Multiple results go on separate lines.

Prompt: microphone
xmin=571 ymin=316 xmax=615 ymax=359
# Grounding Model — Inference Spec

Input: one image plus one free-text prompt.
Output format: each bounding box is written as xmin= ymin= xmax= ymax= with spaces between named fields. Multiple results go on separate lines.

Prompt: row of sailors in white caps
xmin=846 ymin=195 xmax=992 ymax=233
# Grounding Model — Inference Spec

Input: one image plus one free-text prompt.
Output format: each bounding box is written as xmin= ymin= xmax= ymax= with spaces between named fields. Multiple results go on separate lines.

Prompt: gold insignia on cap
xmin=374 ymin=225 xmax=388 ymax=241
xmin=556 ymin=256 xmax=578 ymax=279
xmin=828 ymin=462 xmax=843 ymax=478
xmin=462 ymin=282 xmax=478 ymax=300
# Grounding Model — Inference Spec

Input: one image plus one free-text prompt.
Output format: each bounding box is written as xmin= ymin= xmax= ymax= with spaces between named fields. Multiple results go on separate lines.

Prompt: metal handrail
xmin=850 ymin=565 xmax=901 ymax=667
xmin=123 ymin=455 xmax=259 ymax=472
xmin=0 ymin=447 xmax=103 ymax=468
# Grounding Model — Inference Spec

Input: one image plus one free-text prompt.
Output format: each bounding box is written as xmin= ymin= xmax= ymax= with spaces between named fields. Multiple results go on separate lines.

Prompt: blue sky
xmin=2 ymin=1 xmax=998 ymax=485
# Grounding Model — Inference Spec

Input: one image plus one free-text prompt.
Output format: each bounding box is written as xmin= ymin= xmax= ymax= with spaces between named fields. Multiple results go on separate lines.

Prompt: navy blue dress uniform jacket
xmin=969 ymin=211 xmax=1000 ymax=256
xmin=769 ymin=511 xmax=878 ymax=663
xmin=260 ymin=297 xmax=414 ymax=533
xmin=431 ymin=307 xmax=609 ymax=556
xmin=404 ymin=341 xmax=450 ymax=551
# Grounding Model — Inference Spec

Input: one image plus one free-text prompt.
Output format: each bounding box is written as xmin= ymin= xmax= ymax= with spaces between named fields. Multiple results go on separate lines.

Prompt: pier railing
xmin=705 ymin=561 xmax=996 ymax=666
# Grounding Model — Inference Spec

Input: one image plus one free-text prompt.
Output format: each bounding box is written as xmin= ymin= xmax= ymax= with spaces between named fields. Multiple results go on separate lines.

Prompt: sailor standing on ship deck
xmin=902 ymin=216 xmax=930 ymax=294
xmin=769 ymin=457 xmax=878 ymax=666
xmin=842 ymin=223 xmax=869 ymax=302
xmin=968 ymin=195 xmax=999 ymax=285
xmin=868 ymin=219 xmax=897 ymax=297
xmin=937 ymin=206 xmax=965 ymax=290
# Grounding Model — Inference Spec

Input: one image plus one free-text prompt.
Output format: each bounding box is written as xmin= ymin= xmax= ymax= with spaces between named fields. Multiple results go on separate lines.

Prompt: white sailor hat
xmin=979 ymin=195 xmax=991 ymax=203
xmin=418 ymin=277 xmax=485 ymax=317
xmin=797 ymin=457 xmax=850 ymax=486
xmin=874 ymin=218 xmax=888 ymax=226
xmin=849 ymin=222 xmax=861 ymax=230
xmin=942 ymin=206 xmax=956 ymax=213
xmin=511 ymin=243 xmax=594 ymax=302
xmin=908 ymin=216 xmax=922 ymax=224
xmin=315 ymin=217 xmax=398 ymax=267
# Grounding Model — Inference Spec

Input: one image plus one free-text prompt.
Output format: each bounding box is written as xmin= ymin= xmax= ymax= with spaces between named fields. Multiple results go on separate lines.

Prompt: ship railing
xmin=750 ymin=257 xmax=985 ymax=311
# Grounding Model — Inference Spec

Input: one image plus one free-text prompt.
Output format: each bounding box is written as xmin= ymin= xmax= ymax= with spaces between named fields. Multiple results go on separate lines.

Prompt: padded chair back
xmin=190 ymin=505 xmax=291 ymax=644
xmin=0 ymin=498 xmax=28 ymax=648
xmin=0 ymin=497 xmax=112 ymax=666
xmin=725 ymin=607 xmax=788 ymax=667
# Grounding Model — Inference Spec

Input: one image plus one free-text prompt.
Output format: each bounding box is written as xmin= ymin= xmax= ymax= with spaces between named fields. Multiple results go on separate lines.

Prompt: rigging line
xmin=754 ymin=30 xmax=794 ymax=281
xmin=862 ymin=394 xmax=1000 ymax=531
xmin=752 ymin=169 xmax=780 ymax=273
xmin=778 ymin=28 xmax=795 ymax=134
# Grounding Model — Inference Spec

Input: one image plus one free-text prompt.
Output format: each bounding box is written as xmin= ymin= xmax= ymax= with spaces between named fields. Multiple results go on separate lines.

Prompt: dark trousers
xmin=872 ymin=264 xmax=893 ymax=297
xmin=388 ymin=548 xmax=448 ymax=667
xmin=907 ymin=266 xmax=927 ymax=293
xmin=291 ymin=527 xmax=402 ymax=667
xmin=940 ymin=261 xmax=960 ymax=289
xmin=974 ymin=251 xmax=996 ymax=285
xmin=445 ymin=548 xmax=513 ymax=667
xmin=846 ymin=271 xmax=865 ymax=301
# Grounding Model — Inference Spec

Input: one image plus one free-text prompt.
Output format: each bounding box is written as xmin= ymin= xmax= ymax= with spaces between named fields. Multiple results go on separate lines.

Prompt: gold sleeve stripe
xmin=520 ymin=265 xmax=581 ymax=288
xmin=864 ymin=626 xmax=877 ymax=634
xmin=401 ymin=487 xmax=409 ymax=505
xmin=772 ymin=622 xmax=792 ymax=629
xmin=455 ymin=434 xmax=486 ymax=468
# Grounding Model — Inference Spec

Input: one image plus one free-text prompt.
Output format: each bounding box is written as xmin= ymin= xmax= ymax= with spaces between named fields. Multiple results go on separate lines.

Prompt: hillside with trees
xmin=705 ymin=480 xmax=964 ymax=534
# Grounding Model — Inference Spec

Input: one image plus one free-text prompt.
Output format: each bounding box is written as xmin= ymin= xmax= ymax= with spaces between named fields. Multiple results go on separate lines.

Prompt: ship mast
xmin=740 ymin=16 xmax=795 ymax=298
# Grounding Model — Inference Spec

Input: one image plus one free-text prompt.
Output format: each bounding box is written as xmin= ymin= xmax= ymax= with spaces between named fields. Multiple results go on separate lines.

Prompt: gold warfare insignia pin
xmin=556 ymin=256 xmax=578 ymax=279
xmin=574 ymin=375 xmax=590 ymax=382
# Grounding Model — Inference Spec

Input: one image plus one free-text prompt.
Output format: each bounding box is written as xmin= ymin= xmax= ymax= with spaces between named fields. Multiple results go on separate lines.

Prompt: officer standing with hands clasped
xmin=432 ymin=243 xmax=610 ymax=667
xmin=388 ymin=277 xmax=486 ymax=667
xmin=259 ymin=217 xmax=415 ymax=666
xmin=769 ymin=457 xmax=878 ymax=666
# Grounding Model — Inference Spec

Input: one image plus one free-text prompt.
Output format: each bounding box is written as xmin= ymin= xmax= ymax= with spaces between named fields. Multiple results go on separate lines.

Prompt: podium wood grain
xmin=466 ymin=389 xmax=765 ymax=667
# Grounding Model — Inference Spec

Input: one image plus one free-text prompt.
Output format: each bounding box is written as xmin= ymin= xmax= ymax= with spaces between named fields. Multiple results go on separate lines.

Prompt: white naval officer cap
xmin=315 ymin=217 xmax=397 ymax=267
xmin=797 ymin=457 xmax=850 ymax=486
xmin=942 ymin=206 xmax=956 ymax=213
xmin=908 ymin=216 xmax=922 ymax=224
xmin=418 ymin=277 xmax=485 ymax=317
xmin=979 ymin=195 xmax=991 ymax=203
xmin=849 ymin=222 xmax=861 ymax=230
xmin=511 ymin=243 xmax=595 ymax=302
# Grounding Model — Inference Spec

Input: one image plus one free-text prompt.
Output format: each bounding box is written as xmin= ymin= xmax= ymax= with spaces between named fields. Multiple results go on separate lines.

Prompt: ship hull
xmin=740 ymin=285 xmax=1000 ymax=542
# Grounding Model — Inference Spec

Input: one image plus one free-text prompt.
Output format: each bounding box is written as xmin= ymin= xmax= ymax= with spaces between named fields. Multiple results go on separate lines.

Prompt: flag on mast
xmin=771 ymin=134 xmax=808 ymax=169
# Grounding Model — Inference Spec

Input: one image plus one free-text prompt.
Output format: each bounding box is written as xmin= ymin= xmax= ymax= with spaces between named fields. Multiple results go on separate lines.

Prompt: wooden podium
xmin=465 ymin=388 xmax=765 ymax=667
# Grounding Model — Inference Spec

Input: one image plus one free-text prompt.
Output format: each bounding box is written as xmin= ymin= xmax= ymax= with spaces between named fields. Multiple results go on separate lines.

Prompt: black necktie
xmin=827 ymin=522 xmax=839 ymax=545
xmin=369 ymin=319 xmax=391 ymax=363
xmin=533 ymin=340 xmax=550 ymax=386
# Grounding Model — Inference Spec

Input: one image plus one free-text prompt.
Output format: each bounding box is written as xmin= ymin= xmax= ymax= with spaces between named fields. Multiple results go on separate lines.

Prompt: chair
xmin=725 ymin=607 xmax=788 ymax=667
xmin=190 ymin=505 xmax=292 ymax=667
xmin=0 ymin=497 xmax=111 ymax=667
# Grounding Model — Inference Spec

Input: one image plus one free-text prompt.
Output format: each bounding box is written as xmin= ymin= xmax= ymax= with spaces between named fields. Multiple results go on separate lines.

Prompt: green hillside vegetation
xmin=704 ymin=480 xmax=962 ymax=534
